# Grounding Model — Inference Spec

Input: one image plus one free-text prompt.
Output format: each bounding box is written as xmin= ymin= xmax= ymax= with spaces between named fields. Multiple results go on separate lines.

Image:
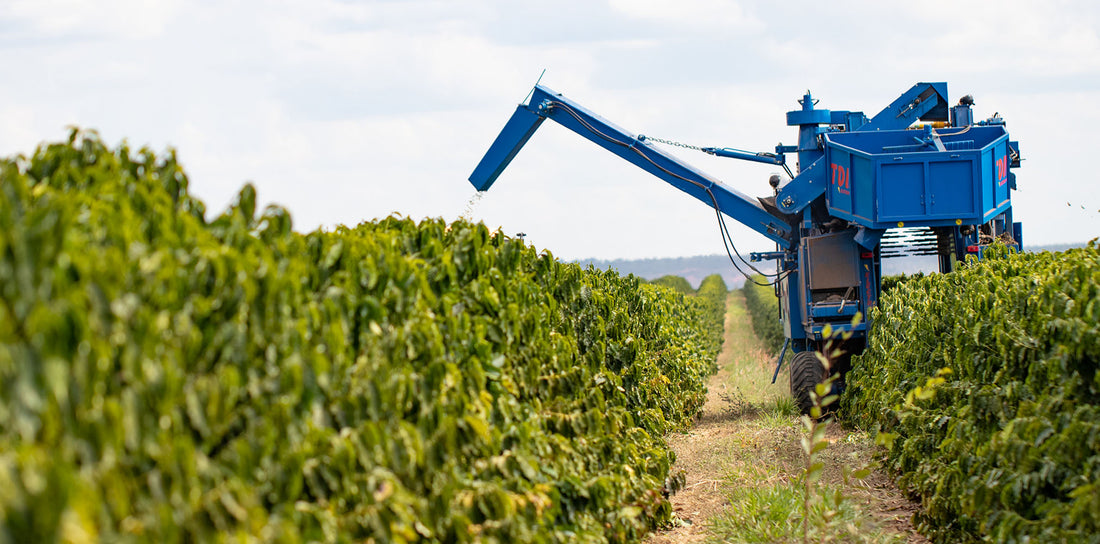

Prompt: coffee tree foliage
xmin=844 ymin=244 xmax=1100 ymax=543
xmin=741 ymin=275 xmax=783 ymax=354
xmin=0 ymin=131 xmax=725 ymax=543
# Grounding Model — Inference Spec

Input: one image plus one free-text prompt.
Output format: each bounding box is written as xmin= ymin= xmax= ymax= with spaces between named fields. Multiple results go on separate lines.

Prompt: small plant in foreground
xmin=799 ymin=319 xmax=871 ymax=543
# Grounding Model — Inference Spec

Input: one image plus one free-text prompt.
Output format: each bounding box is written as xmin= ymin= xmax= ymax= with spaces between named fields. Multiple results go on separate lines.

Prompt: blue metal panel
xmin=810 ymin=303 xmax=860 ymax=319
xmin=853 ymin=227 xmax=884 ymax=249
xmin=878 ymin=162 xmax=925 ymax=220
xmin=993 ymin=140 xmax=1011 ymax=210
xmin=853 ymin=157 xmax=874 ymax=221
xmin=774 ymin=157 xmax=827 ymax=214
xmin=829 ymin=110 xmax=868 ymax=131
xmin=979 ymin=139 xmax=1014 ymax=221
xmin=929 ymin=160 xmax=973 ymax=216
xmin=952 ymin=104 xmax=974 ymax=127
xmin=787 ymin=109 xmax=830 ymax=126
xmin=829 ymin=147 xmax=854 ymax=214
xmin=980 ymin=142 xmax=994 ymax=218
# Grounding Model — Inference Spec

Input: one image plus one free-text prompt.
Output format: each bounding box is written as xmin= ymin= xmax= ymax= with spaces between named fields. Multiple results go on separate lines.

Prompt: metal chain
xmin=638 ymin=134 xmax=704 ymax=152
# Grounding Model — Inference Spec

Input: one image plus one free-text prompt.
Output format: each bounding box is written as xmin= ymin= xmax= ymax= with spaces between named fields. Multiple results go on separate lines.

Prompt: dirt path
xmin=647 ymin=291 xmax=928 ymax=543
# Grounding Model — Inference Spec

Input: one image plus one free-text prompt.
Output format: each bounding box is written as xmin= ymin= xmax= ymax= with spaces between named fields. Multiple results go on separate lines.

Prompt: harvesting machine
xmin=468 ymin=82 xmax=1022 ymax=414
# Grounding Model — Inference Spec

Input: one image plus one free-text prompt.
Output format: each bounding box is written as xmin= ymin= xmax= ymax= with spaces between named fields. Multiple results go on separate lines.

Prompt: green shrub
xmin=843 ymin=245 xmax=1100 ymax=543
xmin=741 ymin=275 xmax=783 ymax=353
xmin=878 ymin=272 xmax=924 ymax=297
xmin=0 ymin=130 xmax=722 ymax=543
xmin=649 ymin=275 xmax=693 ymax=295
xmin=632 ymin=274 xmax=726 ymax=373
xmin=694 ymin=275 xmax=727 ymax=364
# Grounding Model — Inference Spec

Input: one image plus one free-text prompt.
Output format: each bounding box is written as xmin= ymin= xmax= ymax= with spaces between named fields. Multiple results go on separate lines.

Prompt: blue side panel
xmin=990 ymin=141 xmax=998 ymax=216
xmin=929 ymin=160 xmax=973 ymax=216
xmin=829 ymin=148 xmax=854 ymax=214
xmin=993 ymin=140 xmax=1011 ymax=210
xmin=979 ymin=139 xmax=1014 ymax=221
xmin=469 ymin=105 xmax=546 ymax=191
xmin=853 ymin=156 xmax=874 ymax=221
xmin=878 ymin=162 xmax=924 ymax=220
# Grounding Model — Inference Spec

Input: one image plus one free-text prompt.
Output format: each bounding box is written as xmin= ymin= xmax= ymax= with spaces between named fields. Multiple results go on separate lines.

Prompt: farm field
xmin=2 ymin=130 xmax=1097 ymax=543
xmin=0 ymin=132 xmax=726 ymax=542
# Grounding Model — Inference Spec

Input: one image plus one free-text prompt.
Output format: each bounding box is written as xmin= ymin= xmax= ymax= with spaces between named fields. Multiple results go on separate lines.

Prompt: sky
xmin=1 ymin=0 xmax=1098 ymax=260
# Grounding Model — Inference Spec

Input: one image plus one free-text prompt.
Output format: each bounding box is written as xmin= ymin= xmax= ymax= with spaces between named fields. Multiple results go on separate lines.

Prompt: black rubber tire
xmin=790 ymin=351 xmax=827 ymax=416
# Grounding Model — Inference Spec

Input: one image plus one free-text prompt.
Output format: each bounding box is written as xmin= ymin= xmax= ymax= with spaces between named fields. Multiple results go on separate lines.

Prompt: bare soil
xmin=647 ymin=292 xmax=928 ymax=543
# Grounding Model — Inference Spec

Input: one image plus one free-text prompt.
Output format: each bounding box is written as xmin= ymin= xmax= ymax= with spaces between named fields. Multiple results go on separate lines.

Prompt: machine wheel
xmin=790 ymin=351 xmax=827 ymax=416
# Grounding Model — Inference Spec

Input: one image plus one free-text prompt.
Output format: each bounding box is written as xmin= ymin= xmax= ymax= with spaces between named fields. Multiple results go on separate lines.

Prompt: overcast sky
xmin=2 ymin=0 xmax=1098 ymax=260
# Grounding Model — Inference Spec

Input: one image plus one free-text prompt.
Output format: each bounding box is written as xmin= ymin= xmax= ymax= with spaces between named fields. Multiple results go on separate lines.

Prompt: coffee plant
xmin=648 ymin=276 xmax=693 ymax=296
xmin=843 ymin=244 xmax=1100 ymax=543
xmin=0 ymin=130 xmax=725 ymax=543
xmin=694 ymin=275 xmax=727 ymax=368
xmin=741 ymin=275 xmax=783 ymax=353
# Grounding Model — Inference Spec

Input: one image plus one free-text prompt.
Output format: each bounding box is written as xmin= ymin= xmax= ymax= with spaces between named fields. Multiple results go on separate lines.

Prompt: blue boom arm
xmin=469 ymin=85 xmax=793 ymax=246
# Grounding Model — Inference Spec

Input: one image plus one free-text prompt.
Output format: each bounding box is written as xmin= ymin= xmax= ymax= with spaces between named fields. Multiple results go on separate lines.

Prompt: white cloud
xmin=1 ymin=0 xmax=181 ymax=39
xmin=291 ymin=24 xmax=595 ymax=97
xmin=0 ymin=104 xmax=39 ymax=154
xmin=813 ymin=0 xmax=1100 ymax=82
xmin=606 ymin=0 xmax=761 ymax=30
xmin=0 ymin=0 xmax=1097 ymax=258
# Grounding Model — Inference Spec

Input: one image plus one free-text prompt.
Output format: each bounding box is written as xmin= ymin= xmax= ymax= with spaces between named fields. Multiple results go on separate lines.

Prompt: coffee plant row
xmin=0 ymin=131 xmax=726 ymax=543
xmin=741 ymin=275 xmax=783 ymax=354
xmin=693 ymin=275 xmax=728 ymax=361
xmin=843 ymin=245 xmax=1099 ymax=543
xmin=646 ymin=276 xmax=693 ymax=296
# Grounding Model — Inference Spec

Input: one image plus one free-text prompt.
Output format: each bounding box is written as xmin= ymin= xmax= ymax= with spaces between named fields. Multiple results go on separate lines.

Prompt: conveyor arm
xmin=863 ymin=82 xmax=950 ymax=131
xmin=469 ymin=85 xmax=793 ymax=245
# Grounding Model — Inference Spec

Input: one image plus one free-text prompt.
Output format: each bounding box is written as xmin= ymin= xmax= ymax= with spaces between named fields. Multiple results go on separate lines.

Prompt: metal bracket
xmin=771 ymin=338 xmax=791 ymax=384
xmin=750 ymin=250 xmax=788 ymax=262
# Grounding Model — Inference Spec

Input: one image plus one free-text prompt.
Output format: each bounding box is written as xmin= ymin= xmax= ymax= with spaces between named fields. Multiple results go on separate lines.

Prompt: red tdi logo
xmin=995 ymin=155 xmax=1008 ymax=186
xmin=831 ymin=163 xmax=850 ymax=195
